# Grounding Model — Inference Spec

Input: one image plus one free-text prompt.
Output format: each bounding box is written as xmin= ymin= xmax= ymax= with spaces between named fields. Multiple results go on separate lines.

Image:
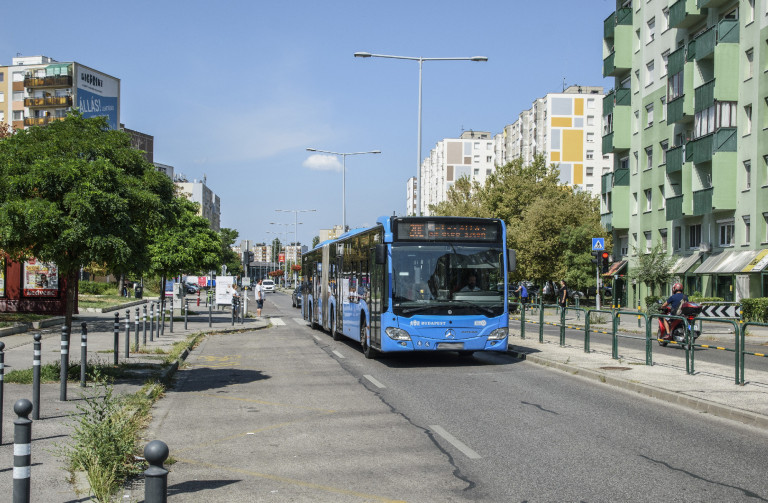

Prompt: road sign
xmin=592 ymin=238 xmax=605 ymax=251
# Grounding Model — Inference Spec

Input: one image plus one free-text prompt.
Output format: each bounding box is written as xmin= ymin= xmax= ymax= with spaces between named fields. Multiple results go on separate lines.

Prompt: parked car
xmin=262 ymin=279 xmax=275 ymax=293
xmin=185 ymin=283 xmax=200 ymax=294
xmin=292 ymin=286 xmax=302 ymax=308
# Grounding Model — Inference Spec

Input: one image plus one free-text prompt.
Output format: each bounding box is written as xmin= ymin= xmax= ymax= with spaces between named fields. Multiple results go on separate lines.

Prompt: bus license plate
xmin=438 ymin=343 xmax=464 ymax=351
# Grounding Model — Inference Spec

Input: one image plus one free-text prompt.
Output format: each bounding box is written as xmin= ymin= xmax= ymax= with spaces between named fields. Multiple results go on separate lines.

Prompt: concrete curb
xmin=508 ymin=348 xmax=768 ymax=430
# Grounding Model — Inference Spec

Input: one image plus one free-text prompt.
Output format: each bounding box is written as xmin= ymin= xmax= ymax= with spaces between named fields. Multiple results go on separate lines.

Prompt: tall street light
xmin=306 ymin=148 xmax=380 ymax=231
xmin=354 ymin=52 xmax=488 ymax=216
xmin=275 ymin=208 xmax=316 ymax=249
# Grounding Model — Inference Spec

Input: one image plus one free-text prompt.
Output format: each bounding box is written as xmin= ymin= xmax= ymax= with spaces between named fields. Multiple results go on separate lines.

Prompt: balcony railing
xmin=601 ymin=172 xmax=613 ymax=194
xmin=614 ymin=168 xmax=630 ymax=186
xmin=694 ymin=79 xmax=715 ymax=113
xmin=23 ymin=116 xmax=66 ymax=127
xmin=602 ymin=132 xmax=614 ymax=155
xmin=668 ymin=46 xmax=685 ymax=76
xmin=686 ymin=128 xmax=737 ymax=164
xmin=695 ymin=19 xmax=739 ymax=61
xmin=23 ymin=75 xmax=73 ymax=88
xmin=603 ymin=51 xmax=616 ymax=77
xmin=604 ymin=12 xmax=616 ymax=39
xmin=667 ymin=95 xmax=686 ymax=125
xmin=24 ymin=96 xmax=72 ymax=108
xmin=666 ymin=145 xmax=684 ymax=175
xmin=666 ymin=195 xmax=684 ymax=221
xmin=670 ymin=0 xmax=704 ymax=29
xmin=693 ymin=187 xmax=713 ymax=216
xmin=698 ymin=0 xmax=730 ymax=7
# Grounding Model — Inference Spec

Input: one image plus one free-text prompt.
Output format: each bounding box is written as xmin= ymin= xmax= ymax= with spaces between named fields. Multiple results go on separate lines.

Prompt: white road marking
xmin=271 ymin=318 xmax=285 ymax=326
xmin=312 ymin=335 xmax=322 ymax=342
xmin=293 ymin=318 xmax=307 ymax=325
xmin=363 ymin=375 xmax=386 ymax=389
xmin=332 ymin=350 xmax=345 ymax=359
xmin=430 ymin=425 xmax=482 ymax=460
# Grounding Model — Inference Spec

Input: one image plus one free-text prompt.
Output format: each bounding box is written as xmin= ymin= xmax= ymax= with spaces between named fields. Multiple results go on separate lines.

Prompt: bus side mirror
xmin=508 ymin=249 xmax=516 ymax=272
xmin=375 ymin=244 xmax=387 ymax=265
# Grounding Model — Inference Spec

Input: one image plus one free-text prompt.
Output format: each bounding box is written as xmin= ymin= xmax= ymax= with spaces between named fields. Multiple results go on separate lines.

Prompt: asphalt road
xmin=146 ymin=291 xmax=768 ymax=502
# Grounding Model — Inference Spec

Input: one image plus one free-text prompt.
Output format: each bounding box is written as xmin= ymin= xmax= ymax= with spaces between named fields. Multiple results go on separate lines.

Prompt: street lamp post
xmin=270 ymin=222 xmax=297 ymax=286
xmin=306 ymin=148 xmax=380 ymax=230
xmin=275 ymin=209 xmax=315 ymax=284
xmin=353 ymin=52 xmax=487 ymax=216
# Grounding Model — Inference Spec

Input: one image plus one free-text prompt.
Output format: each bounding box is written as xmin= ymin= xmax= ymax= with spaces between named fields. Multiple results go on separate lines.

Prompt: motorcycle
xmin=657 ymin=301 xmax=702 ymax=347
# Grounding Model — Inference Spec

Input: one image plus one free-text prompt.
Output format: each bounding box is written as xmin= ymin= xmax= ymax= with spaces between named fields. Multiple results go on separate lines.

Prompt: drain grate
xmin=599 ymin=366 xmax=631 ymax=371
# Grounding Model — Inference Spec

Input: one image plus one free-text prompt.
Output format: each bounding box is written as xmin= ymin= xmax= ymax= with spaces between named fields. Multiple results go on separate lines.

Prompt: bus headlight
xmin=488 ymin=327 xmax=508 ymax=340
xmin=385 ymin=327 xmax=412 ymax=341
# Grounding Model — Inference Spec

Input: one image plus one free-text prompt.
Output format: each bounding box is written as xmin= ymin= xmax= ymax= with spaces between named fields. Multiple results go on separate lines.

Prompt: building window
xmin=645 ymin=189 xmax=652 ymax=212
xmin=12 ymin=111 xmax=23 ymax=121
xmin=743 ymin=216 xmax=751 ymax=245
xmin=661 ymin=50 xmax=670 ymax=77
xmin=587 ymin=132 xmax=595 ymax=142
xmin=586 ymin=166 xmax=594 ymax=177
xmin=668 ymin=71 xmax=683 ymax=101
xmin=718 ymin=220 xmax=735 ymax=247
xmin=744 ymin=160 xmax=752 ymax=189
xmin=12 ymin=71 xmax=24 ymax=82
xmin=659 ymin=185 xmax=665 ymax=209
xmin=660 ymin=140 xmax=669 ymax=164
xmin=619 ymin=235 xmax=628 ymax=256
xmin=745 ymin=104 xmax=753 ymax=134
xmin=747 ymin=0 xmax=755 ymax=23
xmin=0 ymin=72 xmax=4 ymax=82
xmin=764 ymin=213 xmax=768 ymax=243
xmin=633 ymin=151 xmax=639 ymax=174
xmin=689 ymin=224 xmax=701 ymax=249
xmin=645 ymin=146 xmax=653 ymax=170
xmin=587 ymin=115 xmax=595 ymax=126
xmin=587 ymin=98 xmax=595 ymax=109
xmin=694 ymin=101 xmax=737 ymax=138
xmin=633 ymin=110 xmax=640 ymax=134
xmin=659 ymin=229 xmax=668 ymax=250
xmin=644 ymin=231 xmax=652 ymax=253
xmin=674 ymin=226 xmax=682 ymax=251
xmin=0 ymin=91 xmax=4 ymax=103
xmin=632 ymin=192 xmax=638 ymax=215
xmin=619 ymin=156 xmax=629 ymax=171
xmin=645 ymin=60 xmax=654 ymax=86
xmin=647 ymin=17 xmax=656 ymax=43
xmin=586 ymin=150 xmax=594 ymax=160
xmin=660 ymin=96 xmax=666 ymax=121
xmin=635 ymin=70 xmax=641 ymax=92
xmin=746 ymin=48 xmax=754 ymax=80
xmin=12 ymin=91 xmax=23 ymax=102
xmin=486 ymin=156 xmax=492 ymax=162
xmin=645 ymin=103 xmax=654 ymax=127
xmin=635 ymin=29 xmax=641 ymax=52
xmin=632 ymin=233 xmax=638 ymax=253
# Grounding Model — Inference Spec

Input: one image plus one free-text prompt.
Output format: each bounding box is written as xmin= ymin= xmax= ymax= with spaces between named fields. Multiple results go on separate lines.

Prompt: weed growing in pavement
xmin=5 ymin=358 xmax=159 ymax=384
xmin=588 ymin=312 xmax=609 ymax=325
xmin=58 ymin=376 xmax=164 ymax=502
xmin=163 ymin=332 xmax=205 ymax=364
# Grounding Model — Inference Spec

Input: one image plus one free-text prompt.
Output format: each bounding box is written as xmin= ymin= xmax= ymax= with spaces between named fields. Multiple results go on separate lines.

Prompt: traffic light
xmin=591 ymin=250 xmax=600 ymax=265
xmin=601 ymin=251 xmax=611 ymax=273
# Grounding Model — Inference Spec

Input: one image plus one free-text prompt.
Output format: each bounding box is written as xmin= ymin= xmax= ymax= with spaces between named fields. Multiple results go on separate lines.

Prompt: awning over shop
xmin=602 ymin=260 xmax=627 ymax=277
xmin=695 ymin=250 xmax=760 ymax=275
xmin=669 ymin=252 xmax=702 ymax=274
xmin=741 ymin=249 xmax=768 ymax=272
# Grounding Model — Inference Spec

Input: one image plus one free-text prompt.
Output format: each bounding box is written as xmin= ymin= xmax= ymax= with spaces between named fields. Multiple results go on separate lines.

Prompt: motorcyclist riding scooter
xmin=658 ymin=282 xmax=702 ymax=347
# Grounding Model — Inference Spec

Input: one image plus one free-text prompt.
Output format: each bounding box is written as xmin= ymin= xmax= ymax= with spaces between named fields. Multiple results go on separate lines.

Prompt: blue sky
xmin=4 ymin=0 xmax=614 ymax=247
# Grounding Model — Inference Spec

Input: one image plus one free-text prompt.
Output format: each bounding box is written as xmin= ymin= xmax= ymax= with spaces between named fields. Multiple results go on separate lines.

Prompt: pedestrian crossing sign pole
xmin=592 ymin=238 xmax=605 ymax=310
xmin=592 ymin=238 xmax=605 ymax=251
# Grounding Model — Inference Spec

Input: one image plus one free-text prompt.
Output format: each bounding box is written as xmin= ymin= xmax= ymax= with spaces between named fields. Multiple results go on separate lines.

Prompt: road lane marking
xmin=363 ymin=375 xmax=386 ymax=389
xmin=271 ymin=317 xmax=286 ymax=326
xmin=312 ymin=335 xmax=322 ymax=342
xmin=332 ymin=350 xmax=345 ymax=359
xmin=430 ymin=425 xmax=482 ymax=460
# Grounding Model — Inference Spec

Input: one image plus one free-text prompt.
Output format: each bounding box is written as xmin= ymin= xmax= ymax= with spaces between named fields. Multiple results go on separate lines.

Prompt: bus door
xmin=369 ymin=246 xmax=383 ymax=349
xmin=335 ymin=255 xmax=343 ymax=333
xmin=320 ymin=245 xmax=330 ymax=328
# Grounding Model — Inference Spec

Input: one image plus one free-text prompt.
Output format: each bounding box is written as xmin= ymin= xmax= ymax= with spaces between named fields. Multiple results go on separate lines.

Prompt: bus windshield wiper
xmin=400 ymin=302 xmax=451 ymax=314
xmin=450 ymin=299 xmax=495 ymax=315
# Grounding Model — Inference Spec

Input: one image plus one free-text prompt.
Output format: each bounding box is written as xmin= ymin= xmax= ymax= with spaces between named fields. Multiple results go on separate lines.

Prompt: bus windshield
xmin=391 ymin=243 xmax=505 ymax=317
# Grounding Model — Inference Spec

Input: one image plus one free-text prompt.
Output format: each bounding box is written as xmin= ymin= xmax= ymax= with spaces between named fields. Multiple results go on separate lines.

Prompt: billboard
xmin=23 ymin=259 xmax=59 ymax=297
xmin=76 ymin=65 xmax=120 ymax=130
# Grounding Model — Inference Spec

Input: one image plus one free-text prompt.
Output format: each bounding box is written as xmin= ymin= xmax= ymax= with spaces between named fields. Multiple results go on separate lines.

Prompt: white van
xmin=262 ymin=279 xmax=275 ymax=293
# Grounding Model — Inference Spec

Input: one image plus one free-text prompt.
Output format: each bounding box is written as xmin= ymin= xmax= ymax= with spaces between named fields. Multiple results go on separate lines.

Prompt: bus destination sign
xmin=395 ymin=220 xmax=500 ymax=242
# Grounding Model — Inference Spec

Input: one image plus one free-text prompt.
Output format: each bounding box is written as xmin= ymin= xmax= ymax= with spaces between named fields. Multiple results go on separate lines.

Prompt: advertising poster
xmin=23 ymin=259 xmax=59 ymax=297
xmin=76 ymin=65 xmax=120 ymax=130
xmin=215 ymin=276 xmax=235 ymax=305
xmin=0 ymin=257 xmax=5 ymax=297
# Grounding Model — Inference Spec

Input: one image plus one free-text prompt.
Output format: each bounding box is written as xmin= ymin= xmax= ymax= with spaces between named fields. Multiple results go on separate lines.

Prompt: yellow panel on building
xmin=574 ymin=98 xmax=584 ymax=116
xmin=562 ymin=129 xmax=583 ymax=162
xmin=573 ymin=164 xmax=583 ymax=185
xmin=551 ymin=117 xmax=572 ymax=128
xmin=551 ymin=151 xmax=560 ymax=162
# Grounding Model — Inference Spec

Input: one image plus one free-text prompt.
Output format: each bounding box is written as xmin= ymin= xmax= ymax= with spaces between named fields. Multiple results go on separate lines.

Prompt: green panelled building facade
xmin=601 ymin=0 xmax=768 ymax=308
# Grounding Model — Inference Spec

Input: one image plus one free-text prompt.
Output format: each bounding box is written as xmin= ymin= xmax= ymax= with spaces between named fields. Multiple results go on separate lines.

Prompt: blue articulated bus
xmin=301 ymin=216 xmax=514 ymax=358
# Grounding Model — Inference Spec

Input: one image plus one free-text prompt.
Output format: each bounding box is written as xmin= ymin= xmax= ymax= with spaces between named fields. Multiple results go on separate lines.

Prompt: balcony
xmin=24 ymin=96 xmax=72 ymax=108
xmin=666 ymin=195 xmax=684 ymax=221
xmin=601 ymin=213 xmax=613 ymax=232
xmin=666 ymin=145 xmax=685 ymax=175
xmin=23 ymin=75 xmax=73 ymax=89
xmin=694 ymin=79 xmax=714 ymax=113
xmin=23 ymin=116 xmax=65 ymax=127
xmin=670 ymin=0 xmax=705 ymax=29
xmin=698 ymin=0 xmax=731 ymax=7
xmin=692 ymin=187 xmax=713 ymax=216
xmin=667 ymin=95 xmax=691 ymax=125
xmin=695 ymin=19 xmax=738 ymax=61
xmin=686 ymin=128 xmax=737 ymax=165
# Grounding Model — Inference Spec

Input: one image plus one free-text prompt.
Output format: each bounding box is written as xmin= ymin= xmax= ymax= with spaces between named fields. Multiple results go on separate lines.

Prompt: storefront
xmin=0 ymin=256 xmax=73 ymax=315
xmin=669 ymin=252 xmax=703 ymax=295
xmin=694 ymin=250 xmax=764 ymax=302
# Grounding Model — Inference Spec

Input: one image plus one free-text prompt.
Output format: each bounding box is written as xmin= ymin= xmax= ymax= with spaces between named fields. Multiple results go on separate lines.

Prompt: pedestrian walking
xmin=254 ymin=279 xmax=264 ymax=318
xmin=558 ymin=280 xmax=568 ymax=308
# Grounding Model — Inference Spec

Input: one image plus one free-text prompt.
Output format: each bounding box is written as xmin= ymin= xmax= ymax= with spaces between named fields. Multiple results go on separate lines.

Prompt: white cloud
xmin=303 ymin=154 xmax=342 ymax=172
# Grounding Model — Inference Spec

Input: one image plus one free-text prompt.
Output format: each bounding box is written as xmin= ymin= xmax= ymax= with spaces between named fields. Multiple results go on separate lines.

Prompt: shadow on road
xmin=172 ymin=367 xmax=271 ymax=393
xmin=168 ymin=479 xmax=241 ymax=496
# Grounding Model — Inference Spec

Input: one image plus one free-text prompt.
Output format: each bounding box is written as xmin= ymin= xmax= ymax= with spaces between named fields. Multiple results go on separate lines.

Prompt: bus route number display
xmin=395 ymin=221 xmax=499 ymax=241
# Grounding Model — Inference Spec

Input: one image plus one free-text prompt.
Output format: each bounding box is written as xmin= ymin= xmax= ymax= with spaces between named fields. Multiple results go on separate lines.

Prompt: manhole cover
xmin=599 ymin=366 xmax=631 ymax=371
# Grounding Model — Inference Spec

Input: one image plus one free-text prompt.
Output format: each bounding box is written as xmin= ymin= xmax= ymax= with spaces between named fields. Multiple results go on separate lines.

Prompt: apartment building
xmin=419 ymin=130 xmax=496 ymax=216
xmin=498 ymin=86 xmax=612 ymax=198
xmin=601 ymin=0 xmax=768 ymax=307
xmin=3 ymin=55 xmax=119 ymax=131
xmin=406 ymin=176 xmax=417 ymax=216
xmin=176 ymin=178 xmax=222 ymax=232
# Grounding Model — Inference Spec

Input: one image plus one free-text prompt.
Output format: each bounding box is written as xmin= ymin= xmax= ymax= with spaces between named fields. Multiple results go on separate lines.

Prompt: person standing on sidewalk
xmin=254 ymin=279 xmax=264 ymax=318
xmin=558 ymin=280 xmax=568 ymax=309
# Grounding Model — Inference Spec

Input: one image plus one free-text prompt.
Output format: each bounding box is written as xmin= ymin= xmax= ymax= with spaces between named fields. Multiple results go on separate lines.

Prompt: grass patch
xmin=0 ymin=313 xmax=51 ymax=328
xmin=58 ymin=379 xmax=164 ymax=502
xmin=5 ymin=360 xmax=163 ymax=384
xmin=77 ymin=294 xmax=132 ymax=309
xmin=164 ymin=332 xmax=205 ymax=364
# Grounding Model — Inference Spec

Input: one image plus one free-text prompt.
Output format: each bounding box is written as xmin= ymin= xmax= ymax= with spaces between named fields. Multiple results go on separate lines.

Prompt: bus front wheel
xmin=360 ymin=321 xmax=376 ymax=359
xmin=331 ymin=313 xmax=341 ymax=341
xmin=309 ymin=304 xmax=317 ymax=330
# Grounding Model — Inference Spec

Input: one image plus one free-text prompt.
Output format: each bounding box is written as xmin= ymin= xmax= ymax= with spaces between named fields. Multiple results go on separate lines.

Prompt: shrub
xmin=644 ymin=296 xmax=663 ymax=315
xmin=741 ymin=298 xmax=768 ymax=323
xmin=689 ymin=296 xmax=724 ymax=303
xmin=78 ymin=281 xmax=117 ymax=295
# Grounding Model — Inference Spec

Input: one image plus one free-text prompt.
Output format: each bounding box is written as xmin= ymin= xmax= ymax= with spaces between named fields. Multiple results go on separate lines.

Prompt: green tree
xmin=0 ymin=112 xmax=176 ymax=329
xmin=627 ymin=243 xmax=675 ymax=297
xmin=312 ymin=235 xmax=320 ymax=248
xmin=219 ymin=228 xmax=241 ymax=275
xmin=271 ymin=237 xmax=282 ymax=263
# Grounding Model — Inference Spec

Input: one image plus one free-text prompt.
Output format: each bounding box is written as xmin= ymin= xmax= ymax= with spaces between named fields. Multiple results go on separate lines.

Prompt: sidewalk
xmin=0 ymin=299 xmax=269 ymax=502
xmin=508 ymin=309 xmax=768 ymax=429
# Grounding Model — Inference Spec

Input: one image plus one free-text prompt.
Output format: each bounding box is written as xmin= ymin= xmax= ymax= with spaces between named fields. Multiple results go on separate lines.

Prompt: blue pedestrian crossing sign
xmin=592 ymin=238 xmax=605 ymax=251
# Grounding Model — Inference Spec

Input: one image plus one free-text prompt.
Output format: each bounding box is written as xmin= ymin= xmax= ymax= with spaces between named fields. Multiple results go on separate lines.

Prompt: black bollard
xmin=80 ymin=322 xmax=88 ymax=387
xmin=144 ymin=440 xmax=169 ymax=503
xmin=209 ymin=299 xmax=212 ymax=327
xmin=32 ymin=334 xmax=41 ymax=420
xmin=231 ymin=298 xmax=236 ymax=326
xmin=0 ymin=341 xmax=4 ymax=444
xmin=184 ymin=300 xmax=188 ymax=330
xmin=143 ymin=305 xmax=148 ymax=346
xmin=161 ymin=300 xmax=167 ymax=336
xmin=113 ymin=313 xmax=120 ymax=365
xmin=135 ymin=307 xmax=140 ymax=350
xmin=125 ymin=310 xmax=131 ymax=358
xmin=13 ymin=399 xmax=33 ymax=503
xmin=169 ymin=300 xmax=173 ymax=333
xmin=150 ymin=303 xmax=155 ymax=342
xmin=59 ymin=325 xmax=69 ymax=401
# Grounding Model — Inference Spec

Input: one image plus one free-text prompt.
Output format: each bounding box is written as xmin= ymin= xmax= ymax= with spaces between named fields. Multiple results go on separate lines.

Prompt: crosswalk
xmin=265 ymin=317 xmax=309 ymax=327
